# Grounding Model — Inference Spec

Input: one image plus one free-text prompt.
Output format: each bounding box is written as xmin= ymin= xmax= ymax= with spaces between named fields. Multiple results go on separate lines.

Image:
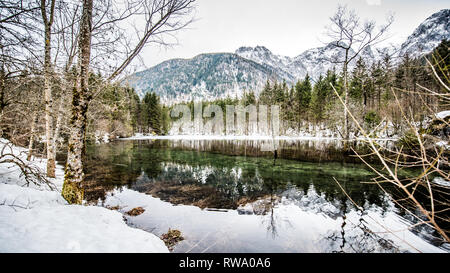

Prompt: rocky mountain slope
xmin=125 ymin=9 xmax=449 ymax=103
xmin=399 ymin=9 xmax=450 ymax=58
xmin=124 ymin=53 xmax=294 ymax=103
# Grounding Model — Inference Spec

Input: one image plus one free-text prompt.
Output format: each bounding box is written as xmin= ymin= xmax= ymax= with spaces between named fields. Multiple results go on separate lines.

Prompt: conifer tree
xmin=310 ymin=75 xmax=328 ymax=121
xmin=295 ymin=74 xmax=312 ymax=115
xmin=349 ymin=57 xmax=369 ymax=106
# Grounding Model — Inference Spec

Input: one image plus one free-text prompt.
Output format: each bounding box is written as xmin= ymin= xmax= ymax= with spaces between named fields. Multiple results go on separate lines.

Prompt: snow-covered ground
xmin=435 ymin=110 xmax=450 ymax=120
xmin=0 ymin=138 xmax=168 ymax=253
xmin=433 ymin=177 xmax=450 ymax=187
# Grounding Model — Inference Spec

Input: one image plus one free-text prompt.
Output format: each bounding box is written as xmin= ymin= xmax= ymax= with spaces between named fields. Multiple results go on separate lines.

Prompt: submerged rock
xmin=161 ymin=229 xmax=184 ymax=251
xmin=126 ymin=207 xmax=145 ymax=216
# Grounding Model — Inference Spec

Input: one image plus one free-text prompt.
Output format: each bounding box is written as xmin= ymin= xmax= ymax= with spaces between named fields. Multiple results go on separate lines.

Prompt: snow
xmin=1 ymin=137 xmax=445 ymax=253
xmin=0 ymin=138 xmax=168 ymax=253
xmin=0 ymin=183 xmax=67 ymax=208
xmin=126 ymin=9 xmax=449 ymax=103
xmin=432 ymin=177 xmax=450 ymax=187
xmin=235 ymin=45 xmax=305 ymax=80
xmin=436 ymin=141 xmax=450 ymax=149
xmin=400 ymin=9 xmax=450 ymax=58
xmin=0 ymin=205 xmax=168 ymax=252
xmin=435 ymin=110 xmax=450 ymax=120
xmin=94 ymin=131 xmax=111 ymax=144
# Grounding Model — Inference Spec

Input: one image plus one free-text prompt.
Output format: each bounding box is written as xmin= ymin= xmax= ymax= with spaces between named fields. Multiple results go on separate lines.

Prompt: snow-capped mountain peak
xmin=126 ymin=9 xmax=450 ymax=102
xmin=235 ymin=45 xmax=296 ymax=77
xmin=400 ymin=9 xmax=450 ymax=57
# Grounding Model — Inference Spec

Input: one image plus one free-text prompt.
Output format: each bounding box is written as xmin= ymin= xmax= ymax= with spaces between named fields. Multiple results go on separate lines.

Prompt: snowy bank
xmin=435 ymin=110 xmax=450 ymax=120
xmin=0 ymin=139 xmax=168 ymax=253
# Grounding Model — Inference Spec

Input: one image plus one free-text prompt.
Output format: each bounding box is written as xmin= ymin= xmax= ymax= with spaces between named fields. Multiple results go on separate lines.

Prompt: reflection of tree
xmin=83 ymin=142 xmax=144 ymax=203
xmin=83 ymin=139 xmax=395 ymax=213
xmin=259 ymin=163 xmax=295 ymax=239
xmin=322 ymin=203 xmax=400 ymax=253
xmin=262 ymin=194 xmax=280 ymax=239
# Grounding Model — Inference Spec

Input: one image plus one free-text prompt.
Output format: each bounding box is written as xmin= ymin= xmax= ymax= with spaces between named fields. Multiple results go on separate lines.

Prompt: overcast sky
xmin=136 ymin=0 xmax=449 ymax=70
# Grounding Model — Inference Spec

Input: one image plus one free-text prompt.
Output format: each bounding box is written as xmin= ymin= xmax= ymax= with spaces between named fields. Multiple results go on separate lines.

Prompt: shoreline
xmin=120 ymin=134 xmax=399 ymax=142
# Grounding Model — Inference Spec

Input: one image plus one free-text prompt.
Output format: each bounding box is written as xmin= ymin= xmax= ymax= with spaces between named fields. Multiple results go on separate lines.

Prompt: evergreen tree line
xmin=82 ymin=39 xmax=448 ymax=138
xmin=102 ymin=89 xmax=170 ymax=137
xmin=166 ymin=40 xmax=448 ymax=136
xmin=133 ymin=92 xmax=170 ymax=135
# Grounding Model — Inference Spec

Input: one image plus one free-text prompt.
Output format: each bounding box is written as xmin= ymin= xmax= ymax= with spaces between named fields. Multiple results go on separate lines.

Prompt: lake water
xmin=82 ymin=139 xmax=448 ymax=253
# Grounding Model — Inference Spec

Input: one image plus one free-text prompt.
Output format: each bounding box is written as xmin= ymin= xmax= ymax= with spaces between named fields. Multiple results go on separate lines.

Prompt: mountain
xmin=235 ymin=46 xmax=307 ymax=79
xmin=124 ymin=53 xmax=294 ymax=103
xmin=235 ymin=44 xmax=369 ymax=81
xmin=125 ymin=9 xmax=449 ymax=102
xmin=235 ymin=46 xmax=295 ymax=75
xmin=293 ymin=43 xmax=344 ymax=80
xmin=399 ymin=9 xmax=450 ymax=58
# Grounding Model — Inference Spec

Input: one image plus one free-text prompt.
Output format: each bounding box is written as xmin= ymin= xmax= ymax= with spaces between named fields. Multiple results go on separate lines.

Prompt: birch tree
xmin=62 ymin=0 xmax=196 ymax=204
xmin=40 ymin=0 xmax=57 ymax=177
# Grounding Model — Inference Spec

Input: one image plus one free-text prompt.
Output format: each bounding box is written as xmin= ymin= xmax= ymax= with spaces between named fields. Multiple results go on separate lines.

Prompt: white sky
xmin=137 ymin=0 xmax=449 ymax=69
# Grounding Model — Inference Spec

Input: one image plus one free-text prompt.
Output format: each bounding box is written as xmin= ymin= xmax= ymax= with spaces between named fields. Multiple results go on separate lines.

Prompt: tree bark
xmin=343 ymin=49 xmax=350 ymax=141
xmin=362 ymin=79 xmax=367 ymax=117
xmin=27 ymin=113 xmax=39 ymax=161
xmin=51 ymin=94 xmax=65 ymax=159
xmin=40 ymin=0 xmax=56 ymax=177
xmin=0 ymin=68 xmax=5 ymax=115
xmin=0 ymin=67 xmax=6 ymax=136
xmin=62 ymin=0 xmax=93 ymax=204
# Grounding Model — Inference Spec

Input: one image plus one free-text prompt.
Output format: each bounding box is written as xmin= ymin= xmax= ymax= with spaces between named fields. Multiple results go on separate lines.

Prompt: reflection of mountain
xmin=103 ymin=183 xmax=445 ymax=253
xmin=238 ymin=185 xmax=344 ymax=219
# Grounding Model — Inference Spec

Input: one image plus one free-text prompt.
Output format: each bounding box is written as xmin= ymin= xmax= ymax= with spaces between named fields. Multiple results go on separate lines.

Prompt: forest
xmin=0 ymin=0 xmax=449 ymax=253
xmin=165 ymin=40 xmax=449 ymax=138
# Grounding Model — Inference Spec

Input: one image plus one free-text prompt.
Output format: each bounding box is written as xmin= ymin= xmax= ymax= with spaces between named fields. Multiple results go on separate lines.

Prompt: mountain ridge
xmin=124 ymin=9 xmax=450 ymax=103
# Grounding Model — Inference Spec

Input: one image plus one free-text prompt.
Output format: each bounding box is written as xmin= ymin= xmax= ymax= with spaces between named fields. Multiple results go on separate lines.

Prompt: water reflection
xmin=83 ymin=139 xmax=446 ymax=253
xmin=85 ymin=140 xmax=383 ymax=208
xmin=142 ymin=138 xmax=390 ymax=163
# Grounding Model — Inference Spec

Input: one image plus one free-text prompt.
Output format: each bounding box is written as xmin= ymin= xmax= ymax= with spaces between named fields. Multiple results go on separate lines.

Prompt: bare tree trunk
xmin=343 ymin=50 xmax=350 ymax=141
xmin=62 ymin=0 xmax=93 ymax=204
xmin=0 ymin=68 xmax=5 ymax=116
xmin=43 ymin=65 xmax=56 ymax=177
xmin=61 ymin=0 xmax=194 ymax=204
xmin=41 ymin=0 xmax=56 ymax=177
xmin=51 ymin=95 xmax=65 ymax=158
xmin=362 ymin=79 xmax=367 ymax=117
xmin=0 ymin=67 xmax=7 ymax=134
xmin=27 ymin=113 xmax=39 ymax=161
